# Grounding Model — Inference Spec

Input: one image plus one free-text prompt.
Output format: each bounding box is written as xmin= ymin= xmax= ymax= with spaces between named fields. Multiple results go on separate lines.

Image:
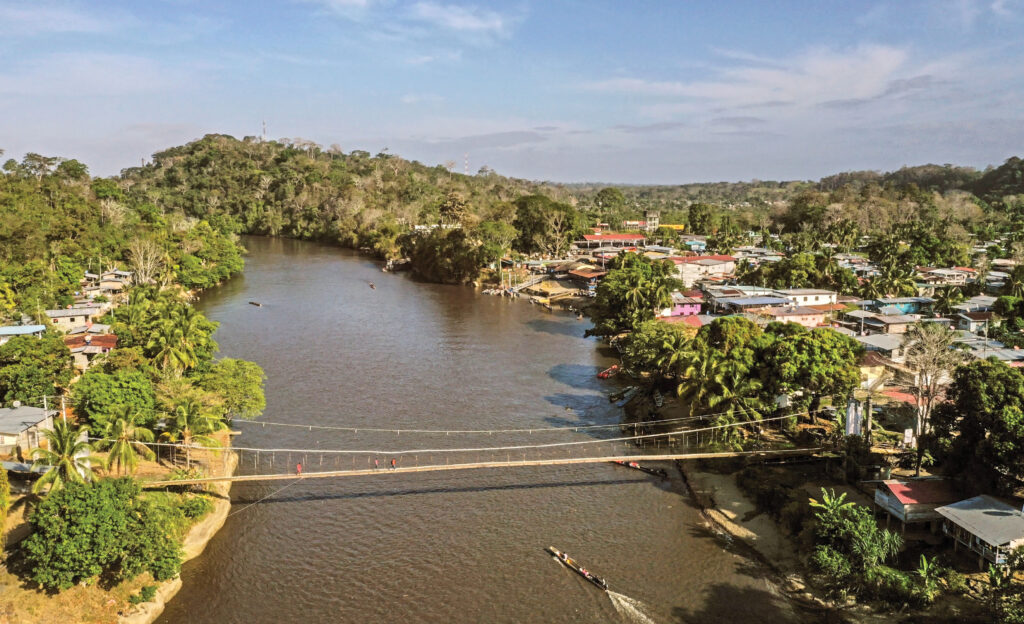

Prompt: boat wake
xmin=608 ymin=591 xmax=658 ymax=624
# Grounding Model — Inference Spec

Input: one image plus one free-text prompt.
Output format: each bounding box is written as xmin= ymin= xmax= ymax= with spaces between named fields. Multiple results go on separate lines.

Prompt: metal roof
xmin=0 ymin=405 xmax=54 ymax=435
xmin=855 ymin=333 xmax=904 ymax=351
xmin=774 ymin=288 xmax=836 ymax=296
xmin=935 ymin=495 xmax=1024 ymax=547
xmin=0 ymin=325 xmax=46 ymax=336
xmin=722 ymin=296 xmax=790 ymax=307
xmin=45 ymin=307 xmax=103 ymax=318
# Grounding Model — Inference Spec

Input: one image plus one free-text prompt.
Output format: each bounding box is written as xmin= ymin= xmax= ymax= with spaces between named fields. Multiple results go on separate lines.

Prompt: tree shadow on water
xmin=672 ymin=583 xmax=809 ymax=624
xmin=525 ymin=318 xmax=588 ymax=338
xmin=547 ymin=363 xmax=605 ymax=390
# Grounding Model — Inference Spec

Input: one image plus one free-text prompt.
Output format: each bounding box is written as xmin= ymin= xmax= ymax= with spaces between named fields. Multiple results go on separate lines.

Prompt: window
xmin=53 ymin=319 xmax=58 ymax=324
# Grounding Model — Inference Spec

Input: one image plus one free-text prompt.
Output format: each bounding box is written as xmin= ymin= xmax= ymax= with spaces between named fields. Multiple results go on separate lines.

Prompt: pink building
xmin=661 ymin=290 xmax=703 ymax=317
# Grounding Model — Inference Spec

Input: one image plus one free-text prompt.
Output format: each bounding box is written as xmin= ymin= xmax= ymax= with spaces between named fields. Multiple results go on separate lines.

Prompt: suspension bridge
xmin=127 ymin=412 xmax=824 ymax=488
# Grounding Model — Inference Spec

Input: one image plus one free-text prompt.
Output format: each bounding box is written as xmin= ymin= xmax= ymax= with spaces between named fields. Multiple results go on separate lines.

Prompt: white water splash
xmin=608 ymin=591 xmax=658 ymax=624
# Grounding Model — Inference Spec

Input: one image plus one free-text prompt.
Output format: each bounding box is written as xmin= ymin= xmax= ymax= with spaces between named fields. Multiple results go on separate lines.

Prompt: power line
xmin=231 ymin=408 xmax=808 ymax=436
xmin=232 ymin=413 xmax=706 ymax=435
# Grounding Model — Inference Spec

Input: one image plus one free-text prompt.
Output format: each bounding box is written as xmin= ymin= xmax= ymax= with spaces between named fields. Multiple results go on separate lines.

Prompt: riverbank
xmin=120 ymin=449 xmax=238 ymax=624
xmin=675 ymin=460 xmax=859 ymax=620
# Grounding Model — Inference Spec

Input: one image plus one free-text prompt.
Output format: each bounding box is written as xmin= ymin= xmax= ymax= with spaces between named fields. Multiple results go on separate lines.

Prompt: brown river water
xmin=157 ymin=236 xmax=808 ymax=624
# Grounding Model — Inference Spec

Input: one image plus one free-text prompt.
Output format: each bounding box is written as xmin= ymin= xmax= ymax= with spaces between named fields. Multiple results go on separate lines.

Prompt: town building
xmin=956 ymin=311 xmax=1000 ymax=334
xmin=671 ymin=255 xmax=737 ymax=287
xmin=576 ymin=234 xmax=646 ymax=249
xmin=0 ymin=403 xmax=55 ymax=455
xmin=873 ymin=480 xmax=960 ymax=532
xmin=44 ymin=305 xmax=105 ymax=332
xmin=0 ymin=325 xmax=46 ymax=345
xmin=660 ymin=291 xmax=703 ymax=317
xmin=64 ymin=333 xmax=119 ymax=371
xmin=761 ymin=306 xmax=826 ymax=328
xmin=772 ymin=288 xmax=838 ymax=306
xmin=936 ymin=495 xmax=1024 ymax=569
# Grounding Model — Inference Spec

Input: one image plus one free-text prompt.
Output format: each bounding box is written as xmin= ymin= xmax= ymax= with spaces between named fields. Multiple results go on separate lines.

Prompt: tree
xmin=200 ymin=358 xmax=266 ymax=420
xmin=934 ymin=359 xmax=1024 ymax=495
xmin=687 ymin=203 xmax=714 ymax=234
xmin=93 ymin=405 xmax=156 ymax=475
xmin=475 ymin=220 xmax=518 ymax=262
xmin=163 ymin=398 xmax=223 ymax=468
xmin=511 ymin=194 xmax=585 ymax=257
xmin=594 ymin=187 xmax=626 ymax=212
xmin=901 ymin=322 xmax=965 ymax=475
xmin=761 ymin=327 xmax=863 ymax=416
xmin=620 ymin=319 xmax=695 ymax=378
xmin=71 ymin=368 xmax=157 ymax=432
xmin=0 ymin=334 xmax=73 ymax=404
xmin=146 ymin=304 xmax=218 ymax=375
xmin=30 ymin=420 xmax=100 ymax=494
xmin=585 ymin=254 xmax=680 ymax=337
xmin=439 ymin=191 xmax=469 ymax=224
xmin=128 ymin=237 xmax=164 ymax=285
xmin=934 ymin=286 xmax=965 ymax=314
xmin=21 ymin=478 xmax=183 ymax=591
xmin=808 ymin=488 xmax=903 ymax=592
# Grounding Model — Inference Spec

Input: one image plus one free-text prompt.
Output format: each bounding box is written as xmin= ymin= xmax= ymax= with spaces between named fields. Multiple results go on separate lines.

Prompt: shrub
xmin=129 ymin=584 xmax=158 ymax=605
xmin=862 ymin=566 xmax=925 ymax=607
xmin=810 ymin=545 xmax=852 ymax=585
xmin=21 ymin=478 xmax=184 ymax=591
xmin=179 ymin=495 xmax=213 ymax=519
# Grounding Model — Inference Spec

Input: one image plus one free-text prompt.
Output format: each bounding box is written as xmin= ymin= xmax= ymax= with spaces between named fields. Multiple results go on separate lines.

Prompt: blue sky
xmin=1 ymin=0 xmax=1022 ymax=183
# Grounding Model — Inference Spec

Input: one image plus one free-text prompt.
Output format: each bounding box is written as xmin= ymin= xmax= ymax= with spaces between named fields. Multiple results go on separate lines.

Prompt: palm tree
xmin=933 ymin=286 xmax=965 ymax=314
xmin=146 ymin=305 xmax=211 ymax=375
xmin=94 ymin=405 xmax=156 ymax=475
xmin=877 ymin=267 xmax=918 ymax=297
xmin=30 ymin=420 xmax=100 ymax=494
xmin=162 ymin=399 xmax=223 ymax=468
xmin=705 ymin=366 xmax=765 ymax=428
xmin=654 ymin=330 xmax=691 ymax=378
xmin=857 ymin=278 xmax=883 ymax=301
xmin=676 ymin=347 xmax=721 ymax=417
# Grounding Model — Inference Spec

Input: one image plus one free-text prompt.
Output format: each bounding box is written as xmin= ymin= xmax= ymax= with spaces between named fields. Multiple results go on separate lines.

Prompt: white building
xmin=772 ymin=288 xmax=838 ymax=306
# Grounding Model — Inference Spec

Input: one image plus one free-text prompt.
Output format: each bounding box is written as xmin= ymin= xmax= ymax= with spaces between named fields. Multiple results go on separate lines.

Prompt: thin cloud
xmin=0 ymin=4 xmax=121 ymax=35
xmin=613 ymin=121 xmax=688 ymax=134
xmin=407 ymin=2 xmax=519 ymax=39
xmin=401 ymin=93 xmax=444 ymax=104
xmin=0 ymin=53 xmax=190 ymax=96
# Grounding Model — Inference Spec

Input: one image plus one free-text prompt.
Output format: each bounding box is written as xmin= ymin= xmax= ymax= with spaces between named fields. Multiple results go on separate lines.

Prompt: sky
xmin=1 ymin=0 xmax=1023 ymax=183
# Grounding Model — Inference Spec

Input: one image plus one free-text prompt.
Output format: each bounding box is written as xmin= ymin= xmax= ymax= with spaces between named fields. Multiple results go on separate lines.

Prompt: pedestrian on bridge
xmin=390 ymin=458 xmax=396 ymax=470
xmin=296 ymin=463 xmax=302 ymax=475
xmin=374 ymin=458 xmax=379 ymax=470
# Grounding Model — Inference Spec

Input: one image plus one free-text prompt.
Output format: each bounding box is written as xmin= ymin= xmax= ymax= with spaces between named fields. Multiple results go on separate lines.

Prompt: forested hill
xmin=2 ymin=134 xmax=1023 ymax=312
xmin=118 ymin=134 xmax=562 ymax=248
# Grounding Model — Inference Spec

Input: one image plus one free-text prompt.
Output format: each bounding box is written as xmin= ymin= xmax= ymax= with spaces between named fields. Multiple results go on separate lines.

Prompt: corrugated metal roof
xmin=0 ymin=325 xmax=46 ymax=336
xmin=936 ymin=495 xmax=1024 ymax=547
xmin=722 ymin=296 xmax=790 ymax=307
xmin=0 ymin=406 xmax=54 ymax=435
xmin=881 ymin=480 xmax=959 ymax=506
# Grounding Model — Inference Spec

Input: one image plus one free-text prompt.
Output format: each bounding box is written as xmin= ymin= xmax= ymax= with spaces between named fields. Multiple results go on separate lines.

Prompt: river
xmin=158 ymin=236 xmax=806 ymax=624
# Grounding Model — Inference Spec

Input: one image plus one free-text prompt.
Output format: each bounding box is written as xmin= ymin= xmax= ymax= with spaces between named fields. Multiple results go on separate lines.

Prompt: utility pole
xmin=262 ymin=119 xmax=267 ymax=142
xmin=61 ymin=395 xmax=67 ymax=423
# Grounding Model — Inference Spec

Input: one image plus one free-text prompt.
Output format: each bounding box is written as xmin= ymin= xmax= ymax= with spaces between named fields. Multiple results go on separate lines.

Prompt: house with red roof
xmin=874 ymin=479 xmax=960 ymax=531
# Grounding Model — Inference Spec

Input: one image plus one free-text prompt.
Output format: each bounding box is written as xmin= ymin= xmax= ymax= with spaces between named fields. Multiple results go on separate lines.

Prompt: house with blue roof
xmin=0 ymin=325 xmax=46 ymax=346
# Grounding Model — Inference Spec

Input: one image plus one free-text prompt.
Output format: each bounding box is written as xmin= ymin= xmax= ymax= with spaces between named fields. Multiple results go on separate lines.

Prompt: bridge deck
xmin=144 ymin=448 xmax=821 ymax=487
